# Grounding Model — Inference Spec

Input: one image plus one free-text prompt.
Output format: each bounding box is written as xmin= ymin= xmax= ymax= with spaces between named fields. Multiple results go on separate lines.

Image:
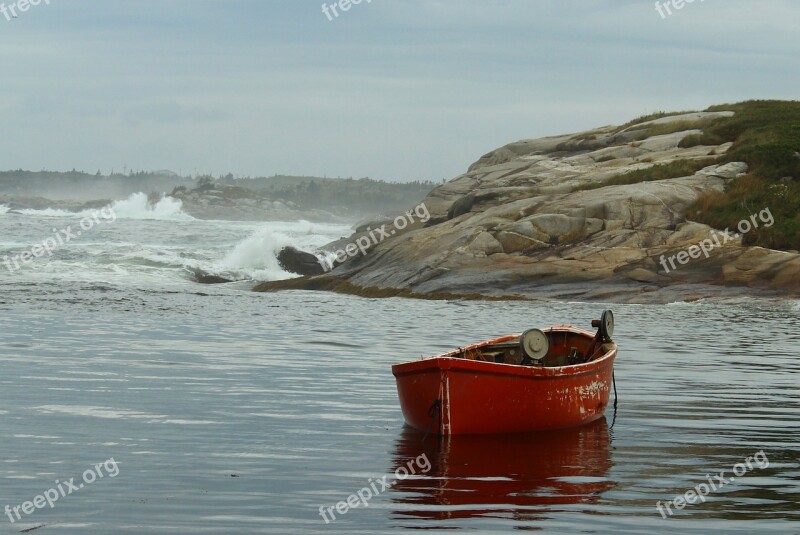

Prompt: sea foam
xmin=15 ymin=192 xmax=194 ymax=221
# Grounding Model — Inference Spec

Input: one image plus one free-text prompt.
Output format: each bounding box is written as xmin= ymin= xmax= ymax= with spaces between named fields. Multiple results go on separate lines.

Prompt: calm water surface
xmin=1 ymin=212 xmax=799 ymax=534
xmin=1 ymin=287 xmax=799 ymax=534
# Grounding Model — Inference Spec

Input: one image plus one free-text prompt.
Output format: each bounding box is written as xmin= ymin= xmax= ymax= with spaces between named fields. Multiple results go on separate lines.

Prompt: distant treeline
xmin=0 ymin=170 xmax=436 ymax=214
xmin=225 ymin=176 xmax=435 ymax=213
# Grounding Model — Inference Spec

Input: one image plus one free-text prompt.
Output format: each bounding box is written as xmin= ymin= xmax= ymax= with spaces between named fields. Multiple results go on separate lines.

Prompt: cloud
xmin=0 ymin=0 xmax=798 ymax=181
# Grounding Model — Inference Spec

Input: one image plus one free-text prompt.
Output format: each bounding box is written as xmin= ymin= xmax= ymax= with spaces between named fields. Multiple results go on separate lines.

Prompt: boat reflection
xmin=389 ymin=417 xmax=614 ymax=522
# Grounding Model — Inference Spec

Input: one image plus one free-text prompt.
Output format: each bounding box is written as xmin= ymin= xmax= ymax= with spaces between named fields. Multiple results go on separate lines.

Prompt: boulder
xmin=277 ymin=246 xmax=325 ymax=276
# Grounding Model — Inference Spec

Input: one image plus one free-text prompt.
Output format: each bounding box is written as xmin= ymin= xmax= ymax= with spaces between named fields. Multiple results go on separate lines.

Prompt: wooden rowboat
xmin=392 ymin=311 xmax=617 ymax=435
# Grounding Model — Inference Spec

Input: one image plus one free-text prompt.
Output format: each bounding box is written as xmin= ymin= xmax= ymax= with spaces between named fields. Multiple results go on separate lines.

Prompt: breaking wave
xmin=215 ymin=227 xmax=297 ymax=281
xmin=16 ymin=207 xmax=77 ymax=217
xmin=14 ymin=193 xmax=193 ymax=221
xmin=108 ymin=193 xmax=193 ymax=221
xmin=0 ymin=205 xmax=350 ymax=285
xmin=209 ymin=221 xmax=348 ymax=281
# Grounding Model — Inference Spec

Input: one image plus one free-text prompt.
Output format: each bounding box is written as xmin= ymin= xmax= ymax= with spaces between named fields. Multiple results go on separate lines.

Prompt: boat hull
xmin=392 ymin=329 xmax=616 ymax=435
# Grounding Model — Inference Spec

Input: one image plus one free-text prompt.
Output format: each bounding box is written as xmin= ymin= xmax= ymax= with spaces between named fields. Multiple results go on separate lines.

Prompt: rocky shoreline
xmin=254 ymin=111 xmax=800 ymax=303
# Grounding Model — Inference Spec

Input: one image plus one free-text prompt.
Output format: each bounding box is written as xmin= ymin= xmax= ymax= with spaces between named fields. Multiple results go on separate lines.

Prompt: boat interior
xmin=461 ymin=331 xmax=612 ymax=367
xmin=454 ymin=311 xmax=617 ymax=368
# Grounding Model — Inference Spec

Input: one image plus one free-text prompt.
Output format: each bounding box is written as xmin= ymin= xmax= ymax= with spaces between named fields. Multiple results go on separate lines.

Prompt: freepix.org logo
xmin=654 ymin=0 xmax=705 ymax=19
xmin=322 ymin=0 xmax=372 ymax=22
xmin=1 ymin=0 xmax=50 ymax=22
xmin=5 ymin=458 xmax=119 ymax=525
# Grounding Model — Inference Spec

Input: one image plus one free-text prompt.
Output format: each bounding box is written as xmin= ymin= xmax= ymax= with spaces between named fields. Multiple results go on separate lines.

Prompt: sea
xmin=1 ymin=195 xmax=798 ymax=534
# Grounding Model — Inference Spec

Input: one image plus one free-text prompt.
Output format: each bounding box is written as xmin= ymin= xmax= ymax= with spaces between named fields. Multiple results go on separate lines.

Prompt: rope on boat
xmin=609 ymin=370 xmax=619 ymax=431
xmin=422 ymin=399 xmax=441 ymax=443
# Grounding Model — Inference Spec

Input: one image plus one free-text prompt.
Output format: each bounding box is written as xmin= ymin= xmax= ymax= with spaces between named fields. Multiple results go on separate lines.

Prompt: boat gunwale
xmin=392 ymin=326 xmax=616 ymax=379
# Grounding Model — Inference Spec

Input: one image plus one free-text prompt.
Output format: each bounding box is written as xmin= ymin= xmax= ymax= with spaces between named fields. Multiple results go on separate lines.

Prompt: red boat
xmin=392 ymin=311 xmax=617 ymax=435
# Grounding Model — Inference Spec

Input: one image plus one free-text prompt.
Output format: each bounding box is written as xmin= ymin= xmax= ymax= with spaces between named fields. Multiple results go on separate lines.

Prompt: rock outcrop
xmin=277 ymin=246 xmax=326 ymax=276
xmin=255 ymin=111 xmax=800 ymax=303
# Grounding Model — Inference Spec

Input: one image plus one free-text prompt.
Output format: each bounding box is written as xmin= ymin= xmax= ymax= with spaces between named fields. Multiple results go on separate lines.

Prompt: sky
xmin=0 ymin=0 xmax=798 ymax=182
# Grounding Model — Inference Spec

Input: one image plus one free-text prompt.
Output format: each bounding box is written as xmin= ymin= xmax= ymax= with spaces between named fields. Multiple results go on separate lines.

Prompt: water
xmin=0 ymin=194 xmax=352 ymax=285
xmin=1 ymin=202 xmax=799 ymax=533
